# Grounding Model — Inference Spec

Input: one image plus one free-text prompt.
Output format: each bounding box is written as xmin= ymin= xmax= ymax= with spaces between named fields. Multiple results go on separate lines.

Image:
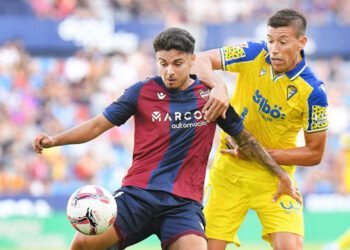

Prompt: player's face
xmin=267 ymin=25 xmax=307 ymax=74
xmin=156 ymin=49 xmax=195 ymax=90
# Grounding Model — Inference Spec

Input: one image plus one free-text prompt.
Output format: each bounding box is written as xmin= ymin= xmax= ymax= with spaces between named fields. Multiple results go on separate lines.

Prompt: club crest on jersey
xmin=157 ymin=92 xmax=166 ymax=100
xmin=287 ymin=85 xmax=297 ymax=100
xmin=199 ymin=89 xmax=210 ymax=100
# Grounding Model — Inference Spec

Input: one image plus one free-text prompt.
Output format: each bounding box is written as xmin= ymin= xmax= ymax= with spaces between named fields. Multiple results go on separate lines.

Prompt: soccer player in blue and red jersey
xmin=33 ymin=27 xmax=300 ymax=250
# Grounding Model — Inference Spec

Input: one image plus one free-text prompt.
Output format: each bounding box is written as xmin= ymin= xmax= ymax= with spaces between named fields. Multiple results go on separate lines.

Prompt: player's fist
xmin=33 ymin=133 xmax=54 ymax=154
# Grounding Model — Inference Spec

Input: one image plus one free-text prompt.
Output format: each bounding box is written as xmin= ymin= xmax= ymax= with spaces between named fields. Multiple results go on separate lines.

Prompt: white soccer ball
xmin=67 ymin=185 xmax=117 ymax=235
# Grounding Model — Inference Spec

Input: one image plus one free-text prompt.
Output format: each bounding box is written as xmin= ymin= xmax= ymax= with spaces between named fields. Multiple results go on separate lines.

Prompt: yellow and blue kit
xmin=204 ymin=41 xmax=328 ymax=245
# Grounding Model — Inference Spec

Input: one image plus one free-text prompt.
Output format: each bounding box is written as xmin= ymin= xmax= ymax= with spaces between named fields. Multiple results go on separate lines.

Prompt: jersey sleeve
xmin=217 ymin=105 xmax=244 ymax=136
xmin=103 ymin=82 xmax=143 ymax=126
xmin=303 ymin=83 xmax=329 ymax=132
xmin=220 ymin=41 xmax=266 ymax=72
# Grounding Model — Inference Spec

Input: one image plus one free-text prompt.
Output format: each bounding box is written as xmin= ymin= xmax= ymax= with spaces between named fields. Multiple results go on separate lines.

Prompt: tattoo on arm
xmin=234 ymin=129 xmax=286 ymax=178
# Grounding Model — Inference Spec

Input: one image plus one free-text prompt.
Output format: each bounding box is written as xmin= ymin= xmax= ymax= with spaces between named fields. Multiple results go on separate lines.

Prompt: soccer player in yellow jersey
xmin=194 ymin=9 xmax=328 ymax=250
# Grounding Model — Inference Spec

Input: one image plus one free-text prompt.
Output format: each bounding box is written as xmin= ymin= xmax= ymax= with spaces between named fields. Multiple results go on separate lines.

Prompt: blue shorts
xmin=111 ymin=186 xmax=206 ymax=249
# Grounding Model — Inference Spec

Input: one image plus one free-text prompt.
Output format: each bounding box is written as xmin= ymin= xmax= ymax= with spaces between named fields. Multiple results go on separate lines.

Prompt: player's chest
xmin=138 ymin=89 xmax=208 ymax=124
xmin=237 ymin=77 xmax=305 ymax=123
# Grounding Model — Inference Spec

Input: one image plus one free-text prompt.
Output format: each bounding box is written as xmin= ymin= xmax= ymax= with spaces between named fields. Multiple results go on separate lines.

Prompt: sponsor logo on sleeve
xmin=311 ymin=105 xmax=328 ymax=130
xmin=223 ymin=45 xmax=246 ymax=61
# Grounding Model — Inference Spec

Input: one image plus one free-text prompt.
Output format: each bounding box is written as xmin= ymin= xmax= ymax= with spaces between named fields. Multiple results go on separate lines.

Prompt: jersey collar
xmin=265 ymin=50 xmax=307 ymax=81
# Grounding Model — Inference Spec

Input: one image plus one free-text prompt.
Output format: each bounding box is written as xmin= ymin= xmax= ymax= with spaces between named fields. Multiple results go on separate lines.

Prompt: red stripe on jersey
xmin=122 ymin=80 xmax=170 ymax=188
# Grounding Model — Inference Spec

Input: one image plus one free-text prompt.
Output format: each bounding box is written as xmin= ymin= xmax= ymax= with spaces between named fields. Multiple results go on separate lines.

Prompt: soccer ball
xmin=67 ymin=185 xmax=117 ymax=235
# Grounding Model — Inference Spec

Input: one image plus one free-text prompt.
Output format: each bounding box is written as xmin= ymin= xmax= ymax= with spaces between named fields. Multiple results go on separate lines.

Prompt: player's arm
xmin=33 ymin=114 xmax=114 ymax=154
xmin=217 ymin=107 xmax=302 ymax=203
xmin=229 ymin=129 xmax=290 ymax=178
xmin=192 ymin=49 xmax=229 ymax=122
xmin=267 ymin=130 xmax=327 ymax=166
xmin=232 ymin=129 xmax=301 ymax=203
xmin=267 ymin=83 xmax=328 ymax=166
xmin=33 ymin=82 xmax=140 ymax=154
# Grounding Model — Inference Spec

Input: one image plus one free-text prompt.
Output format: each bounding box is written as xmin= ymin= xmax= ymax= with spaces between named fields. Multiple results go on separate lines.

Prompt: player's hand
xmin=220 ymin=136 xmax=248 ymax=160
xmin=273 ymin=174 xmax=303 ymax=205
xmin=203 ymin=85 xmax=229 ymax=123
xmin=33 ymin=133 xmax=54 ymax=154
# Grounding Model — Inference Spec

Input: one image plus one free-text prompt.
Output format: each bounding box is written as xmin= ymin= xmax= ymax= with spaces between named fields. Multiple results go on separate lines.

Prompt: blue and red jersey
xmin=103 ymin=75 xmax=242 ymax=202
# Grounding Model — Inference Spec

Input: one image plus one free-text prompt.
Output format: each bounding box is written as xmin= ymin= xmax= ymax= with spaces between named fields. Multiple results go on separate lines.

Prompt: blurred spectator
xmin=22 ymin=0 xmax=350 ymax=25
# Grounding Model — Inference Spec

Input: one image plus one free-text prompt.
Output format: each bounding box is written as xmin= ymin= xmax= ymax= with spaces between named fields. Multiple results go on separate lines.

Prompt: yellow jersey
xmin=212 ymin=41 xmax=329 ymax=180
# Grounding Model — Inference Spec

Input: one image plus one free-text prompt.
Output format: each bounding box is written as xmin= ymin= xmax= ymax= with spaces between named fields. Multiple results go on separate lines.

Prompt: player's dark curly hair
xmin=268 ymin=9 xmax=307 ymax=37
xmin=153 ymin=27 xmax=195 ymax=54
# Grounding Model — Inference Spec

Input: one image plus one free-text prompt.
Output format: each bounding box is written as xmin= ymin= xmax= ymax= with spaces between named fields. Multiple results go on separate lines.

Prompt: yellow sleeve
xmin=303 ymin=84 xmax=328 ymax=132
xmin=220 ymin=41 xmax=266 ymax=73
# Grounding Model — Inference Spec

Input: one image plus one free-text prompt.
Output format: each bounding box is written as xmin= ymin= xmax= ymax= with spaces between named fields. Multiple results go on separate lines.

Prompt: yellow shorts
xmin=203 ymin=169 xmax=304 ymax=246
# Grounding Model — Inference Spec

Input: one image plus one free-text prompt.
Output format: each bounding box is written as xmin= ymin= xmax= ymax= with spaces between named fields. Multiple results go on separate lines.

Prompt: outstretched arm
xmin=33 ymin=114 xmax=114 ymax=154
xmin=192 ymin=50 xmax=229 ymax=122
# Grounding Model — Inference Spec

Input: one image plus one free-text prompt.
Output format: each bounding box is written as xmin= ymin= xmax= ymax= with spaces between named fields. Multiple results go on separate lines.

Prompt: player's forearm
xmin=192 ymin=52 xmax=225 ymax=89
xmin=216 ymin=106 xmax=243 ymax=135
xmin=51 ymin=115 xmax=112 ymax=146
xmin=267 ymin=147 xmax=323 ymax=166
xmin=234 ymin=129 xmax=288 ymax=178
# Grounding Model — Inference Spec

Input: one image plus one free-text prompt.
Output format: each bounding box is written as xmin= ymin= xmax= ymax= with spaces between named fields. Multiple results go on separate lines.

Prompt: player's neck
xmin=179 ymin=78 xmax=195 ymax=90
xmin=273 ymin=54 xmax=302 ymax=75
xmin=289 ymin=53 xmax=303 ymax=71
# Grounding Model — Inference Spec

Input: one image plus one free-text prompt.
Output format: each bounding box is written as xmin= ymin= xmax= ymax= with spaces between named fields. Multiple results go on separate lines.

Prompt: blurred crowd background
xmin=0 ymin=0 xmax=350 ymax=200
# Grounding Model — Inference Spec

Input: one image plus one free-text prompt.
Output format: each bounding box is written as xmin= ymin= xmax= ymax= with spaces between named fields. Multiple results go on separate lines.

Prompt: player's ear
xmin=191 ymin=54 xmax=196 ymax=66
xmin=298 ymin=35 xmax=307 ymax=51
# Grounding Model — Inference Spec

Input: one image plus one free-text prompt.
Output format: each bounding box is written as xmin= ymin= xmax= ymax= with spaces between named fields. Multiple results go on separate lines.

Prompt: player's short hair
xmin=153 ymin=27 xmax=195 ymax=54
xmin=268 ymin=9 xmax=307 ymax=37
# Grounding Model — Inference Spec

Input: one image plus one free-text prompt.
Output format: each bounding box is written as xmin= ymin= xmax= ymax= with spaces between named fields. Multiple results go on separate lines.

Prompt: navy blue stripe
xmin=103 ymin=81 xmax=144 ymax=126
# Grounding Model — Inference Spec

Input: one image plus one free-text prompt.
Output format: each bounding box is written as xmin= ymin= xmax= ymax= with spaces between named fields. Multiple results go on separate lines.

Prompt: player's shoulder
xmin=246 ymin=40 xmax=267 ymax=54
xmin=129 ymin=76 xmax=161 ymax=90
xmin=300 ymin=67 xmax=326 ymax=93
xmin=139 ymin=76 xmax=161 ymax=86
xmin=299 ymin=66 xmax=322 ymax=87
xmin=299 ymin=66 xmax=328 ymax=103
